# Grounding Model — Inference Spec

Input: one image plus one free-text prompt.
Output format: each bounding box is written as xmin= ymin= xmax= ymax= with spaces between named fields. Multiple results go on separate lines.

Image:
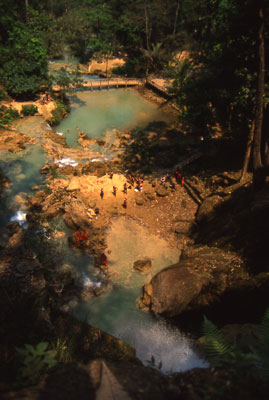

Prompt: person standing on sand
xmin=123 ymin=183 xmax=127 ymax=194
xmin=113 ymin=186 xmax=117 ymax=196
xmin=110 ymin=171 xmax=113 ymax=179
xmin=175 ymin=169 xmax=181 ymax=183
xmin=123 ymin=198 xmax=127 ymax=208
xmin=181 ymin=176 xmax=185 ymax=187
xmin=100 ymin=188 xmax=104 ymax=199
xmin=100 ymin=253 xmax=108 ymax=268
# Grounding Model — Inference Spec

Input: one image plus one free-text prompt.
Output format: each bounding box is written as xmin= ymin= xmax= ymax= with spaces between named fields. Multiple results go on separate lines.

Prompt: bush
xmin=0 ymin=106 xmax=19 ymax=126
xmin=21 ymin=104 xmax=38 ymax=116
xmin=0 ymin=88 xmax=6 ymax=100
xmin=49 ymin=100 xmax=70 ymax=126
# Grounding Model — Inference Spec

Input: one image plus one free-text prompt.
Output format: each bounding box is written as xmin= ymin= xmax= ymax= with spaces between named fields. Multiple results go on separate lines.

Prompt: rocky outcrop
xmin=0 ymin=128 xmax=36 ymax=152
xmin=64 ymin=198 xmax=93 ymax=230
xmin=173 ymin=219 xmax=193 ymax=235
xmin=196 ymin=194 xmax=224 ymax=223
xmin=139 ymin=245 xmax=249 ymax=317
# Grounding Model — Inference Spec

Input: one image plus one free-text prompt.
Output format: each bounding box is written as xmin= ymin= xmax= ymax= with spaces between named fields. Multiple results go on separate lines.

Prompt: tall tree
xmin=253 ymin=1 xmax=267 ymax=187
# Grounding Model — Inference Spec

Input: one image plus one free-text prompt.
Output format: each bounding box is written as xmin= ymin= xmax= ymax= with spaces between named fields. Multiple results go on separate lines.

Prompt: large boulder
xmin=64 ymin=199 xmax=92 ymax=230
xmin=196 ymin=195 xmax=224 ymax=223
xmin=139 ymin=245 xmax=247 ymax=317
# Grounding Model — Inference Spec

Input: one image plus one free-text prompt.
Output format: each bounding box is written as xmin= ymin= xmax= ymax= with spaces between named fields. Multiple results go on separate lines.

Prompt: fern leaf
xmin=259 ymin=308 xmax=269 ymax=352
xmin=202 ymin=316 xmax=232 ymax=365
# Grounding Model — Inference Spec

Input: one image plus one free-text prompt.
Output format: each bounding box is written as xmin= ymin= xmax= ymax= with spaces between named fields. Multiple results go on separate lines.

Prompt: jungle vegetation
xmin=0 ymin=0 xmax=268 ymax=185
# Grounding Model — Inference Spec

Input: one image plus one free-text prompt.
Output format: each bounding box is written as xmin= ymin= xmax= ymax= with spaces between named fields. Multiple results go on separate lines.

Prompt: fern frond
xmin=202 ymin=316 xmax=232 ymax=365
xmin=259 ymin=308 xmax=269 ymax=352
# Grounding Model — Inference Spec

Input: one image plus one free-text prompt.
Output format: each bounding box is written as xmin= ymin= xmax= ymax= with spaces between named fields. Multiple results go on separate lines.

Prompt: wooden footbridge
xmin=53 ymin=78 xmax=144 ymax=92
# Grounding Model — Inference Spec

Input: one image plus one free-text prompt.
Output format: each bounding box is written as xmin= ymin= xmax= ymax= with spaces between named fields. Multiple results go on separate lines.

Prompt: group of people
xmin=40 ymin=93 xmax=52 ymax=105
xmin=100 ymin=184 xmax=128 ymax=208
xmin=75 ymin=231 xmax=88 ymax=245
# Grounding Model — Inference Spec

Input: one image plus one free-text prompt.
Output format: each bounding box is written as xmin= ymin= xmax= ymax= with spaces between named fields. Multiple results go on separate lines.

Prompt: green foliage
xmin=16 ymin=342 xmax=57 ymax=386
xmin=0 ymin=106 xmax=19 ymax=126
xmin=52 ymin=337 xmax=75 ymax=363
xmin=0 ymin=24 xmax=48 ymax=99
xmin=0 ymin=88 xmax=6 ymax=100
xmin=113 ymin=56 xmax=146 ymax=77
xmin=202 ymin=316 xmax=233 ymax=366
xmin=43 ymin=184 xmax=52 ymax=195
xmin=50 ymin=166 xmax=59 ymax=178
xmin=21 ymin=104 xmax=38 ymax=116
xmin=202 ymin=308 xmax=269 ymax=376
xmin=49 ymin=99 xmax=70 ymax=125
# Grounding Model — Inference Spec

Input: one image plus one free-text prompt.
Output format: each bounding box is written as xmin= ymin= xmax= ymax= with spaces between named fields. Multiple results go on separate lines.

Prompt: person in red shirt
xmin=100 ymin=253 xmax=108 ymax=268
xmin=123 ymin=198 xmax=127 ymax=208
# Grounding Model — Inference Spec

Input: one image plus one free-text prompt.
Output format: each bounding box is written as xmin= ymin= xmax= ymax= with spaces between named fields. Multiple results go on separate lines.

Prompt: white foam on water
xmin=54 ymin=157 xmax=78 ymax=167
xmin=81 ymin=272 xmax=102 ymax=288
xmin=116 ymin=319 xmax=208 ymax=374
xmin=10 ymin=210 xmax=27 ymax=226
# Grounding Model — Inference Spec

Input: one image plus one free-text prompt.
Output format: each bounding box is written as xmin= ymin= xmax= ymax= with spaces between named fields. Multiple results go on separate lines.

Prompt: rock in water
xmin=133 ymin=258 xmax=152 ymax=273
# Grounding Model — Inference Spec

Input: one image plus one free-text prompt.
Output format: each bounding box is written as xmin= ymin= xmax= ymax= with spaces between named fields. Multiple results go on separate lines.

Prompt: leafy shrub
xmin=16 ymin=342 xmax=57 ymax=386
xmin=21 ymin=104 xmax=38 ymax=116
xmin=0 ymin=106 xmax=19 ymax=126
xmin=43 ymin=184 xmax=52 ymax=194
xmin=49 ymin=100 xmax=70 ymax=125
xmin=0 ymin=88 xmax=6 ymax=100
xmin=202 ymin=308 xmax=269 ymax=376
xmin=52 ymin=337 xmax=75 ymax=363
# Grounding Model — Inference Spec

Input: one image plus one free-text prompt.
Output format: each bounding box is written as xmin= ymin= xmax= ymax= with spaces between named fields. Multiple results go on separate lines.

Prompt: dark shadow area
xmin=183 ymin=181 xmax=204 ymax=205
xmin=119 ymin=121 xmax=202 ymax=175
xmin=68 ymin=93 xmax=87 ymax=106
xmin=193 ymin=183 xmax=269 ymax=274
xmin=39 ymin=363 xmax=95 ymax=400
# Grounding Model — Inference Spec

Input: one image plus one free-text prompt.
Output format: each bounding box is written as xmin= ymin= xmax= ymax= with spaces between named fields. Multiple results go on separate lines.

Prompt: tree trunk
xmin=173 ymin=1 xmax=180 ymax=37
xmin=253 ymin=3 xmax=265 ymax=187
xmin=240 ymin=120 xmax=255 ymax=182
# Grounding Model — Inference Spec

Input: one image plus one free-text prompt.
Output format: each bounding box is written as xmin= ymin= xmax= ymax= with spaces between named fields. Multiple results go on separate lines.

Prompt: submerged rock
xmin=133 ymin=258 xmax=152 ymax=273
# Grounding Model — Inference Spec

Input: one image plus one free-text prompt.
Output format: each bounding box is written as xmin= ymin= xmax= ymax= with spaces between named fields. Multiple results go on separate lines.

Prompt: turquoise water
xmin=0 ymin=89 xmax=207 ymax=372
xmin=56 ymin=89 xmax=172 ymax=148
xmin=0 ymin=145 xmax=46 ymax=227
xmin=58 ymin=217 xmax=208 ymax=373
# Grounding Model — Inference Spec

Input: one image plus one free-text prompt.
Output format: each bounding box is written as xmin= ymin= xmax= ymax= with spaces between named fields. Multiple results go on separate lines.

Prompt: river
xmin=0 ymin=87 xmax=207 ymax=373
